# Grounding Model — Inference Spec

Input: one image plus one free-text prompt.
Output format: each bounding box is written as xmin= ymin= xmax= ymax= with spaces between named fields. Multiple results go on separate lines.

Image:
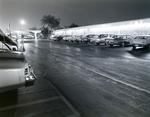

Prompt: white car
xmin=95 ymin=34 xmax=114 ymax=45
xmin=0 ymin=33 xmax=36 ymax=93
xmin=132 ymin=35 xmax=150 ymax=49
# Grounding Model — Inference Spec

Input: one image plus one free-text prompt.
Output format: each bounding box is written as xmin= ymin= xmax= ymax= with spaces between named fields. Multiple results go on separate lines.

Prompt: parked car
xmin=105 ymin=34 xmax=134 ymax=47
xmin=90 ymin=35 xmax=99 ymax=44
xmin=0 ymin=33 xmax=37 ymax=93
xmin=23 ymin=34 xmax=35 ymax=39
xmin=69 ymin=35 xmax=77 ymax=42
xmin=132 ymin=35 xmax=150 ymax=49
xmin=63 ymin=35 xmax=72 ymax=42
xmin=51 ymin=35 xmax=63 ymax=41
xmin=50 ymin=35 xmax=59 ymax=41
xmin=95 ymin=34 xmax=114 ymax=45
xmin=75 ymin=35 xmax=83 ymax=43
xmin=81 ymin=34 xmax=96 ymax=44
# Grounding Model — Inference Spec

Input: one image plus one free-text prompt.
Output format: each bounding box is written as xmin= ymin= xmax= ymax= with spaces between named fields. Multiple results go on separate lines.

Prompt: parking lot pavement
xmin=27 ymin=40 xmax=150 ymax=117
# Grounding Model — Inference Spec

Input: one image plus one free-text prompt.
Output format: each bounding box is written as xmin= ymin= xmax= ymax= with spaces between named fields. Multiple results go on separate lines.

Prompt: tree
xmin=41 ymin=15 xmax=60 ymax=39
xmin=69 ymin=23 xmax=79 ymax=28
xmin=64 ymin=23 xmax=79 ymax=29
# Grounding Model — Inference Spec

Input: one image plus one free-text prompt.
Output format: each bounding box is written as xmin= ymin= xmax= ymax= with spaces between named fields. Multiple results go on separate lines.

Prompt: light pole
xmin=20 ymin=20 xmax=25 ymax=30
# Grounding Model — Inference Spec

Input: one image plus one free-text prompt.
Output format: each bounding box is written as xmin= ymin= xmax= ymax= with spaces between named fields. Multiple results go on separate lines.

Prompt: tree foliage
xmin=41 ymin=15 xmax=60 ymax=39
xmin=64 ymin=23 xmax=79 ymax=28
xmin=69 ymin=23 xmax=79 ymax=28
xmin=41 ymin=15 xmax=60 ymax=30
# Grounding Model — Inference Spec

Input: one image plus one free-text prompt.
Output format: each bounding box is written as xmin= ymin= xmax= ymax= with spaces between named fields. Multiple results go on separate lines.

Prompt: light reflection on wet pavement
xmin=24 ymin=40 xmax=150 ymax=117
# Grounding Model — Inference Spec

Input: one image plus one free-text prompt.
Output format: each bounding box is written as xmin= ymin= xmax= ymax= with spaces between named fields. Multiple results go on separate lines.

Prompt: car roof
xmin=114 ymin=34 xmax=130 ymax=36
xmin=136 ymin=35 xmax=150 ymax=37
xmin=100 ymin=33 xmax=115 ymax=35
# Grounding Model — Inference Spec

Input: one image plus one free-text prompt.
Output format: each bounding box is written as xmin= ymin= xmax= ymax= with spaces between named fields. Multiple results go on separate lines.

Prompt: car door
xmin=126 ymin=35 xmax=133 ymax=44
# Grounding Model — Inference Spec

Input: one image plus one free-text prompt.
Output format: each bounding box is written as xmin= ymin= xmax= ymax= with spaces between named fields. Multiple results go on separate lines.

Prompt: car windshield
xmin=0 ymin=33 xmax=18 ymax=51
xmin=135 ymin=36 xmax=150 ymax=39
xmin=86 ymin=35 xmax=94 ymax=38
xmin=99 ymin=34 xmax=108 ymax=38
xmin=0 ymin=40 xmax=11 ymax=51
xmin=113 ymin=35 xmax=123 ymax=38
xmin=110 ymin=34 xmax=114 ymax=37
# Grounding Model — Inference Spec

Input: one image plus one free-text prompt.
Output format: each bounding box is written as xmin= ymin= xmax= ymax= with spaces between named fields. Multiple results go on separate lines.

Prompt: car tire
xmin=96 ymin=43 xmax=100 ymax=45
xmin=121 ymin=42 xmax=125 ymax=47
xmin=144 ymin=45 xmax=149 ymax=49
xmin=110 ymin=44 xmax=113 ymax=47
xmin=132 ymin=46 xmax=136 ymax=50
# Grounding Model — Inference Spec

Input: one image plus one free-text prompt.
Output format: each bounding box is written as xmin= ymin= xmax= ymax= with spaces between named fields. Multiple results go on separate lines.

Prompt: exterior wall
xmin=55 ymin=18 xmax=150 ymax=37
xmin=5 ymin=30 xmax=41 ymax=39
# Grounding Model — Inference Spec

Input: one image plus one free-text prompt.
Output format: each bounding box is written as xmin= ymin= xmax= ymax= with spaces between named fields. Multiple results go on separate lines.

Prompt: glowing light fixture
xmin=20 ymin=20 xmax=25 ymax=30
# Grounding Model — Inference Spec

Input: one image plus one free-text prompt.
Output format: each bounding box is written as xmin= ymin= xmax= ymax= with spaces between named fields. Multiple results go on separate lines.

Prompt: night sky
xmin=0 ymin=0 xmax=150 ymax=31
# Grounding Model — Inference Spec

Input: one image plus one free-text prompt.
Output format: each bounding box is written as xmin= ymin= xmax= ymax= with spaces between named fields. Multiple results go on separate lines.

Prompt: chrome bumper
xmin=25 ymin=65 xmax=37 ymax=86
xmin=133 ymin=43 xmax=147 ymax=47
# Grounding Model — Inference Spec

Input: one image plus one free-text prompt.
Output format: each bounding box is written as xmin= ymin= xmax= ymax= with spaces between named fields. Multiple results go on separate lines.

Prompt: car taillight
xmin=24 ymin=68 xmax=28 ymax=75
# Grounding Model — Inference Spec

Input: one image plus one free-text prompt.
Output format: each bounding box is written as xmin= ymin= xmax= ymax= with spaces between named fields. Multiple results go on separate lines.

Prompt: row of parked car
xmin=51 ymin=34 xmax=150 ymax=50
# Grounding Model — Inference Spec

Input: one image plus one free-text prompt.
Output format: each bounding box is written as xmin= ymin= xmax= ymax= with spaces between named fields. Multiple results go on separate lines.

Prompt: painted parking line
xmin=0 ymin=96 xmax=60 ymax=111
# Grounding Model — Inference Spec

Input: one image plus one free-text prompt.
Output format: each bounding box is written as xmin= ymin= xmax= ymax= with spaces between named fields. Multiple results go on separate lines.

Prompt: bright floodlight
xmin=20 ymin=20 xmax=25 ymax=30
xmin=20 ymin=20 xmax=25 ymax=25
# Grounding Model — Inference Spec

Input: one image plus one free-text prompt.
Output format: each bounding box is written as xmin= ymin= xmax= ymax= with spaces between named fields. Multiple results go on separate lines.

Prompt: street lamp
xmin=20 ymin=20 xmax=25 ymax=30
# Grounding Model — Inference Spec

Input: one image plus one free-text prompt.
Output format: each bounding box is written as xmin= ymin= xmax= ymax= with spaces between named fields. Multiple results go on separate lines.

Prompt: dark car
xmin=51 ymin=35 xmax=63 ymax=41
xmin=75 ymin=35 xmax=83 ymax=43
xmin=81 ymin=34 xmax=96 ymax=44
xmin=105 ymin=34 xmax=134 ymax=47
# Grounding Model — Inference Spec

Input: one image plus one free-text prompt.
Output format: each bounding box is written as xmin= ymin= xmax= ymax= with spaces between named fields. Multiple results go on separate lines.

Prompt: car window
xmin=113 ymin=35 xmax=122 ymax=38
xmin=127 ymin=35 xmax=133 ymax=38
xmin=135 ymin=36 xmax=148 ymax=39
xmin=88 ymin=35 xmax=94 ymax=38
xmin=93 ymin=35 xmax=99 ymax=38
xmin=102 ymin=34 xmax=108 ymax=37
xmin=0 ymin=41 xmax=10 ymax=50
xmin=122 ymin=36 xmax=126 ymax=39
xmin=109 ymin=35 xmax=114 ymax=37
xmin=99 ymin=34 xmax=107 ymax=38
xmin=113 ymin=35 xmax=118 ymax=38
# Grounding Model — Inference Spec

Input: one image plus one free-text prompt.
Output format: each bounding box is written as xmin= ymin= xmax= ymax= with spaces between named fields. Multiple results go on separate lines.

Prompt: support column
xmin=34 ymin=32 xmax=37 ymax=39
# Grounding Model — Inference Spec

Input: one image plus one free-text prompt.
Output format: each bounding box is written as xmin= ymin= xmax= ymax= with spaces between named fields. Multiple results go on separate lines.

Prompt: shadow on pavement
xmin=127 ymin=47 xmax=150 ymax=57
xmin=0 ymin=89 xmax=18 ymax=117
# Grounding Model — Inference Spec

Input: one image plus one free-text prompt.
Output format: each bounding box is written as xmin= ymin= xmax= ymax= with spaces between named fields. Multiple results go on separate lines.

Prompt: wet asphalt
xmin=1 ymin=39 xmax=150 ymax=117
